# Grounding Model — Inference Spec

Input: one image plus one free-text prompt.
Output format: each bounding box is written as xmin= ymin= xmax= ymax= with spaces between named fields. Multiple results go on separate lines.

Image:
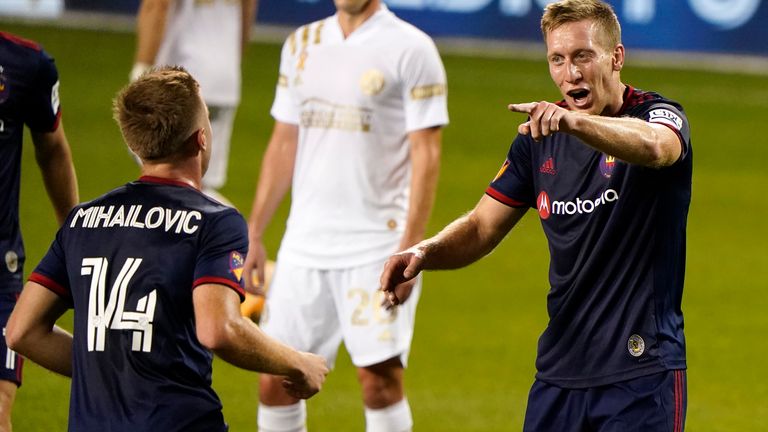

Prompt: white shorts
xmin=260 ymin=259 xmax=421 ymax=369
xmin=202 ymin=105 xmax=236 ymax=191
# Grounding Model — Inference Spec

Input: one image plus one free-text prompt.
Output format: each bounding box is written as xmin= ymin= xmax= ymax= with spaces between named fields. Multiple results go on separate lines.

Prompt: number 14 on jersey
xmin=81 ymin=257 xmax=157 ymax=353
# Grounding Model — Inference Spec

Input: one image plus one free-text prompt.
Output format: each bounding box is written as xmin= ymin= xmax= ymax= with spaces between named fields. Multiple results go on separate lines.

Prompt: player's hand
xmin=243 ymin=238 xmax=268 ymax=296
xmin=282 ymin=352 xmax=329 ymax=399
xmin=380 ymin=246 xmax=425 ymax=308
xmin=381 ymin=279 xmax=417 ymax=311
xmin=508 ymin=101 xmax=572 ymax=141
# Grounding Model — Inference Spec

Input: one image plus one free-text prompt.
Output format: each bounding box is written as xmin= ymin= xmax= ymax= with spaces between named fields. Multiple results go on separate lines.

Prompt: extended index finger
xmin=508 ymin=102 xmax=538 ymax=114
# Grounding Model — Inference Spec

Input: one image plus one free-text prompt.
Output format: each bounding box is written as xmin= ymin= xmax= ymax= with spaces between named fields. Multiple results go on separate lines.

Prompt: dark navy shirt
xmin=487 ymin=86 xmax=692 ymax=388
xmin=0 ymin=32 xmax=61 ymax=294
xmin=31 ymin=177 xmax=248 ymax=431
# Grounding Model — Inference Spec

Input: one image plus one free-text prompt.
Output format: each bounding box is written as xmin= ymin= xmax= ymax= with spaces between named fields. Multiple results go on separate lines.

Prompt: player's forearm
xmin=241 ymin=0 xmax=258 ymax=55
xmin=247 ymin=124 xmax=297 ymax=240
xmin=417 ymin=196 xmax=526 ymax=270
xmin=211 ymin=317 xmax=304 ymax=377
xmin=32 ymin=127 xmax=79 ymax=225
xmin=134 ymin=0 xmax=171 ymax=65
xmin=12 ymin=325 xmax=73 ymax=378
xmin=400 ymin=129 xmax=441 ymax=249
xmin=566 ymin=113 xmax=680 ymax=168
xmin=416 ymin=213 xmax=496 ymax=270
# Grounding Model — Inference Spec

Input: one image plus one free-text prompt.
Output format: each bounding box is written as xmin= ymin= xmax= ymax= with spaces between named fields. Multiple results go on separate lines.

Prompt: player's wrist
xmin=129 ymin=62 xmax=152 ymax=82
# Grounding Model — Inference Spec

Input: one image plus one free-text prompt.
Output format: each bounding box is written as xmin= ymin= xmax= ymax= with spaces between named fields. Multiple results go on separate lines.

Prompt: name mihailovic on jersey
xmin=70 ymin=205 xmax=202 ymax=234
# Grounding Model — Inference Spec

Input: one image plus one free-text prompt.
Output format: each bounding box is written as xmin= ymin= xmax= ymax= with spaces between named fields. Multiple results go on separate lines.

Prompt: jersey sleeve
xmin=24 ymin=49 xmax=61 ymax=133
xmin=638 ymin=101 xmax=691 ymax=162
xmin=270 ymin=30 xmax=302 ymax=125
xmin=28 ymin=229 xmax=73 ymax=304
xmin=193 ymin=209 xmax=249 ymax=301
xmin=485 ymin=135 xmax=534 ymax=208
xmin=400 ymin=36 xmax=449 ymax=132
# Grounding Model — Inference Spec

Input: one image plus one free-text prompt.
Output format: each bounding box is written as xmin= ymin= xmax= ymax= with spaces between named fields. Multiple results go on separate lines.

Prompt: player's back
xmin=32 ymin=176 xmax=247 ymax=431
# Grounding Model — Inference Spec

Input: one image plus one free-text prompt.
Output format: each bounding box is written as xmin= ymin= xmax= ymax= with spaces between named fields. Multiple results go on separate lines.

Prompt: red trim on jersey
xmin=138 ymin=176 xmax=197 ymax=190
xmin=0 ymin=31 xmax=41 ymax=51
xmin=617 ymin=85 xmax=636 ymax=115
xmin=28 ymin=272 xmax=69 ymax=298
xmin=193 ymin=277 xmax=246 ymax=299
xmin=15 ymin=354 xmax=23 ymax=385
xmin=485 ymin=187 xmax=527 ymax=207
xmin=51 ymin=109 xmax=62 ymax=132
xmin=674 ymin=370 xmax=685 ymax=432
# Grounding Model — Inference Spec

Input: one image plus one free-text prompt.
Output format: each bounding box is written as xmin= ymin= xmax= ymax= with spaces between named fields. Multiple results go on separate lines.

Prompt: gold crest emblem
xmin=627 ymin=334 xmax=645 ymax=357
xmin=5 ymin=251 xmax=18 ymax=273
xmin=360 ymin=69 xmax=385 ymax=96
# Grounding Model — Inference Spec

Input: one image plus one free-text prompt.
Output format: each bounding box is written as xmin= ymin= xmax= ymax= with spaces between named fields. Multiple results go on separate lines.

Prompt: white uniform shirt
xmin=272 ymin=6 xmax=449 ymax=268
xmin=156 ymin=0 xmax=241 ymax=106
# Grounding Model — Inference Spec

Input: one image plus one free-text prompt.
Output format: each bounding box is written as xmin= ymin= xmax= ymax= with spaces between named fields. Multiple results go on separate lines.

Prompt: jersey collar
xmin=331 ymin=4 xmax=392 ymax=43
xmin=137 ymin=176 xmax=197 ymax=190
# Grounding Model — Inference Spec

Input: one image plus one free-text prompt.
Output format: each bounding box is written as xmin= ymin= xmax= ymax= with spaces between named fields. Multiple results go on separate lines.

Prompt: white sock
xmin=364 ymin=398 xmax=413 ymax=432
xmin=258 ymin=401 xmax=307 ymax=432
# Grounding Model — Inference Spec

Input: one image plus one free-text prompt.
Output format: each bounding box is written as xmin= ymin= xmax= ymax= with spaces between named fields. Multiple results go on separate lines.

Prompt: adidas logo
xmin=539 ymin=157 xmax=557 ymax=175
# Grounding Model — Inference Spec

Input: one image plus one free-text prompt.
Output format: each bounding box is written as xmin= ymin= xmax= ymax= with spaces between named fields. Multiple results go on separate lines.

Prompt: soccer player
xmin=0 ymin=31 xmax=79 ymax=431
xmin=380 ymin=1 xmax=692 ymax=430
xmin=130 ymin=0 xmax=258 ymax=204
xmin=6 ymin=67 xmax=328 ymax=432
xmin=243 ymin=0 xmax=448 ymax=429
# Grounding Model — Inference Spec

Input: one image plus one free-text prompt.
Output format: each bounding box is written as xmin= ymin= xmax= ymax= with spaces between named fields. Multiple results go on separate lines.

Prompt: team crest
xmin=360 ymin=69 xmax=385 ymax=96
xmin=0 ymin=66 xmax=9 ymax=104
xmin=4 ymin=251 xmax=18 ymax=273
xmin=627 ymin=334 xmax=645 ymax=357
xmin=600 ymin=154 xmax=617 ymax=178
xmin=229 ymin=251 xmax=244 ymax=282
xmin=493 ymin=160 xmax=510 ymax=182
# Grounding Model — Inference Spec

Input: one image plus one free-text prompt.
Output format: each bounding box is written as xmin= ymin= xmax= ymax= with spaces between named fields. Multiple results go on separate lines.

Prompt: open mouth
xmin=567 ymin=88 xmax=590 ymax=104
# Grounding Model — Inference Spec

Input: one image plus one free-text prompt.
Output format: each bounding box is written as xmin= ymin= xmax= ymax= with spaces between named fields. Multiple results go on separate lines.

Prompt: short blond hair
xmin=113 ymin=66 xmax=202 ymax=161
xmin=541 ymin=0 xmax=621 ymax=50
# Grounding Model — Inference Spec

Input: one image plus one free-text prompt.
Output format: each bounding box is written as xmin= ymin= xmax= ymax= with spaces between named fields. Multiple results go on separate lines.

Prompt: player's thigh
xmin=331 ymin=261 xmax=421 ymax=368
xmin=0 ymin=294 xmax=22 ymax=388
xmin=523 ymin=380 xmax=589 ymax=432
xmin=589 ymin=370 xmax=687 ymax=432
xmin=260 ymin=261 xmax=343 ymax=366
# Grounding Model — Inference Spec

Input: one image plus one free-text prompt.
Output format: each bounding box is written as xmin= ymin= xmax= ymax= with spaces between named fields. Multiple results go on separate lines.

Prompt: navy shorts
xmin=0 ymin=293 xmax=23 ymax=386
xmin=524 ymin=370 xmax=686 ymax=432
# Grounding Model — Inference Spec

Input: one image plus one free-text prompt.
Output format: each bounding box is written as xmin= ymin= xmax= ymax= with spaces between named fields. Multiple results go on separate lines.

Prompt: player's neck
xmin=140 ymin=162 xmax=201 ymax=190
xmin=601 ymin=80 xmax=628 ymax=117
xmin=337 ymin=1 xmax=380 ymax=38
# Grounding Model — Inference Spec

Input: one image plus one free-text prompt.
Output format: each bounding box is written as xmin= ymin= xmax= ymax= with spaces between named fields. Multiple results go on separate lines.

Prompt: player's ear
xmin=195 ymin=127 xmax=207 ymax=154
xmin=612 ymin=44 xmax=625 ymax=71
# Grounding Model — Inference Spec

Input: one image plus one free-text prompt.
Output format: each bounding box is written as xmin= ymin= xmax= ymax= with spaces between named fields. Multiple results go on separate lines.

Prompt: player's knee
xmin=358 ymin=359 xmax=404 ymax=408
xmin=259 ymin=374 xmax=300 ymax=406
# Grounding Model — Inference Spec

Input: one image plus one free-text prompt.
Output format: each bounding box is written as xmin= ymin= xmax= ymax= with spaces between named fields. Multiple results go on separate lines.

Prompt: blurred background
xmin=2 ymin=0 xmax=767 ymax=430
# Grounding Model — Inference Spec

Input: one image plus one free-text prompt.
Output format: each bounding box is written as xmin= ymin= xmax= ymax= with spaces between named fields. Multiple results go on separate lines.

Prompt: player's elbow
xmin=642 ymin=126 xmax=681 ymax=168
xmin=6 ymin=314 xmax=34 ymax=355
xmin=196 ymin=317 xmax=240 ymax=352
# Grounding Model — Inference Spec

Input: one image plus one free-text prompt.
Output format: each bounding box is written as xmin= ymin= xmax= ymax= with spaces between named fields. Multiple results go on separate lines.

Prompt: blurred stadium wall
xmin=1 ymin=0 xmax=767 ymax=73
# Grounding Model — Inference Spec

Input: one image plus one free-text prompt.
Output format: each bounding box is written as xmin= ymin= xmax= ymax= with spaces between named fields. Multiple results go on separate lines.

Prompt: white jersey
xmin=272 ymin=5 xmax=449 ymax=268
xmin=156 ymin=0 xmax=241 ymax=106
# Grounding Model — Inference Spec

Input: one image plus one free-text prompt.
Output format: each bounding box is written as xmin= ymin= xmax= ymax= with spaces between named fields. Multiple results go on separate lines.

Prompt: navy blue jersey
xmin=0 ymin=32 xmax=61 ymax=294
xmin=487 ymin=86 xmax=692 ymax=388
xmin=30 ymin=176 xmax=248 ymax=431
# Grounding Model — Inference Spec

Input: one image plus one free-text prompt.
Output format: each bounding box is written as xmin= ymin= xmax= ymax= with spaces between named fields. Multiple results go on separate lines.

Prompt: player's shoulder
xmin=0 ymin=32 xmax=53 ymax=75
xmin=0 ymin=31 xmax=43 ymax=53
xmin=381 ymin=11 xmax=436 ymax=48
xmin=623 ymin=86 xmax=684 ymax=114
xmin=283 ymin=17 xmax=331 ymax=53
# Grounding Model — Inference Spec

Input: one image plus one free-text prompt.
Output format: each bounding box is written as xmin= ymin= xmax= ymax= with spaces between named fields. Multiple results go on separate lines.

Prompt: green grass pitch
xmin=3 ymin=21 xmax=768 ymax=431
